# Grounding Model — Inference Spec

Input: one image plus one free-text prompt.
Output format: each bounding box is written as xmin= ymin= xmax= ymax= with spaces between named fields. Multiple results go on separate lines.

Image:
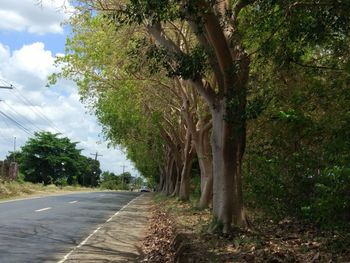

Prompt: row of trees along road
xmin=8 ymin=132 xmax=101 ymax=187
xmin=50 ymin=1 xmax=350 ymax=233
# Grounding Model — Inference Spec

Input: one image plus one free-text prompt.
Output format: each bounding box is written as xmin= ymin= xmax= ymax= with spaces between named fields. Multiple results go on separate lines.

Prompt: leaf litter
xmin=141 ymin=198 xmax=350 ymax=262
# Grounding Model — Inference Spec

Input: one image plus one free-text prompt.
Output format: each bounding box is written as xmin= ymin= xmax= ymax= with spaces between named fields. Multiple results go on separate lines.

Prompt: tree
xmin=77 ymin=155 xmax=101 ymax=186
xmin=100 ymin=171 xmax=121 ymax=189
xmin=83 ymin=0 xmax=250 ymax=232
xmin=53 ymin=0 xmax=350 ymax=233
xmin=119 ymin=171 xmax=132 ymax=189
xmin=19 ymin=132 xmax=82 ymax=185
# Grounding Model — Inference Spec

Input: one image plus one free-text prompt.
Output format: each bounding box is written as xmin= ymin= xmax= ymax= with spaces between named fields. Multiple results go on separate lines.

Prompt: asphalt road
xmin=0 ymin=191 xmax=140 ymax=263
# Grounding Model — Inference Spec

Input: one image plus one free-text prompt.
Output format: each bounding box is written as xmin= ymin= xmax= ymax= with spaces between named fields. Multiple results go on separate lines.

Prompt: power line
xmin=0 ymin=79 xmax=62 ymax=134
xmin=0 ymin=100 xmax=44 ymax=133
xmin=12 ymin=87 xmax=62 ymax=133
xmin=0 ymin=110 xmax=33 ymax=136
xmin=0 ymin=101 xmax=38 ymax=135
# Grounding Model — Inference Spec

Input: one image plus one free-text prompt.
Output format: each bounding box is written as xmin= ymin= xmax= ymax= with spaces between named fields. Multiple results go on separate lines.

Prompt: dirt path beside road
xmin=59 ymin=193 xmax=152 ymax=263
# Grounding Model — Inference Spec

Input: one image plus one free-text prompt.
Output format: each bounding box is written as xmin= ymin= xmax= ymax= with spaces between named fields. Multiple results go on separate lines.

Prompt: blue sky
xmin=0 ymin=0 xmax=137 ymax=176
xmin=0 ymin=29 xmax=67 ymax=54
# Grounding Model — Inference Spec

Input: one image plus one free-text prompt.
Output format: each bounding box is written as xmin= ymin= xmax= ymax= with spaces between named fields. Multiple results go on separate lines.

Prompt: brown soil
xmin=141 ymin=196 xmax=350 ymax=263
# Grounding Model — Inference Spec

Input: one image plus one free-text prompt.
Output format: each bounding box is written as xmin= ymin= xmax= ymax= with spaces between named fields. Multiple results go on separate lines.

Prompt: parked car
xmin=140 ymin=186 xmax=151 ymax=192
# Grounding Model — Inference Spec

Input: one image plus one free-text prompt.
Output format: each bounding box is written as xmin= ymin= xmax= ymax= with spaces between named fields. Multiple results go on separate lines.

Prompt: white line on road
xmin=0 ymin=191 xmax=103 ymax=205
xmin=69 ymin=201 xmax=78 ymax=204
xmin=57 ymin=194 xmax=143 ymax=263
xmin=99 ymin=194 xmax=105 ymax=197
xmin=35 ymin=207 xmax=52 ymax=212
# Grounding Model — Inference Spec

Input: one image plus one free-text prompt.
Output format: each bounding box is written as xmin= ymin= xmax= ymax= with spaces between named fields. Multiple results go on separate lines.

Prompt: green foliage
xmin=54 ymin=0 xmax=350 ymax=231
xmin=118 ymin=0 xmax=180 ymax=25
xmin=18 ymin=132 xmax=100 ymax=187
xmin=308 ymin=166 xmax=350 ymax=227
xmin=50 ymin=11 xmax=167 ymax=185
xmin=55 ymin=177 xmax=68 ymax=187
xmin=76 ymin=155 xmax=101 ymax=187
xmin=239 ymin=0 xmax=350 ymax=230
xmin=100 ymin=172 xmax=120 ymax=190
xmin=127 ymin=39 xmax=208 ymax=80
xmin=244 ymin=49 xmax=350 ymax=229
xmin=100 ymin=171 xmax=139 ymax=190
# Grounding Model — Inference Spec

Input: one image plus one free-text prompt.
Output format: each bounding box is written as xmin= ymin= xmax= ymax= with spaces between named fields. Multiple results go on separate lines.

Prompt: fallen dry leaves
xmin=141 ymin=197 xmax=350 ymax=262
xmin=141 ymin=206 xmax=176 ymax=263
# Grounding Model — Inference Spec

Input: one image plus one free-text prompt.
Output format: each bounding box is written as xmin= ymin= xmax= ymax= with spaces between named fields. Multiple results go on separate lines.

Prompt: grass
xmin=0 ymin=179 xmax=97 ymax=201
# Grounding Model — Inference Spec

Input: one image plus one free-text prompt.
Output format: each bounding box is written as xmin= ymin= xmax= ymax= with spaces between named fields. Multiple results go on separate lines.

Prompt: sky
xmin=0 ymin=0 xmax=138 ymax=176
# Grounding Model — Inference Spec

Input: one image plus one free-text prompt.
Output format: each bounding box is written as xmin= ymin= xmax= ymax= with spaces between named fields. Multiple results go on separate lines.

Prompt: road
xmin=0 ymin=191 xmax=140 ymax=263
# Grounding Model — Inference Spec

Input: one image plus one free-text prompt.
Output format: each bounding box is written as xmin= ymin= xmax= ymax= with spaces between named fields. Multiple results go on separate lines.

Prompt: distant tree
xmin=100 ymin=171 xmax=120 ymax=190
xmin=119 ymin=171 xmax=132 ymax=186
xmin=77 ymin=155 xmax=101 ymax=187
xmin=19 ymin=132 xmax=82 ymax=185
xmin=100 ymin=171 xmax=118 ymax=182
xmin=133 ymin=176 xmax=144 ymax=189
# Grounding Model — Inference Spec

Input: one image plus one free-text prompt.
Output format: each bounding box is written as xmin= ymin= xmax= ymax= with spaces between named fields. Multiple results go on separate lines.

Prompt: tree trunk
xmin=196 ymin=130 xmax=213 ymax=209
xmin=179 ymin=130 xmax=194 ymax=201
xmin=198 ymin=157 xmax=213 ymax=208
xmin=210 ymin=98 xmax=247 ymax=233
xmin=211 ymin=100 xmax=232 ymax=232
xmin=166 ymin=157 xmax=176 ymax=195
xmin=179 ymin=156 xmax=193 ymax=200
xmin=233 ymin=145 xmax=246 ymax=225
xmin=171 ymin=158 xmax=179 ymax=195
xmin=172 ymin=170 xmax=181 ymax=196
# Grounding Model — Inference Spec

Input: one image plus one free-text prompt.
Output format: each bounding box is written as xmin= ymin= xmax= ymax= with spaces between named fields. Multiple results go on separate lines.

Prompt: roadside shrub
xmin=100 ymin=179 xmax=120 ymax=190
xmin=55 ymin=177 xmax=68 ymax=187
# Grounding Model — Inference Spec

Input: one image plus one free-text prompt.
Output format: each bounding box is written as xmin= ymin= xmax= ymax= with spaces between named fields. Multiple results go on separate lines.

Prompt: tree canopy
xmin=19 ymin=131 xmax=101 ymax=186
xmin=52 ymin=0 xmax=350 ymax=232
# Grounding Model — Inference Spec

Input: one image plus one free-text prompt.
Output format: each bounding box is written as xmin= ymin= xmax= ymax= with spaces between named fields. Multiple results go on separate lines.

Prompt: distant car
xmin=140 ymin=186 xmax=150 ymax=192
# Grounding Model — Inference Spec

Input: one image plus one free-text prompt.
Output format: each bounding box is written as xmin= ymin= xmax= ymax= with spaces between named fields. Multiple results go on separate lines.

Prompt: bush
xmin=55 ymin=177 xmax=68 ymax=187
xmin=307 ymin=166 xmax=350 ymax=228
xmin=100 ymin=179 xmax=120 ymax=190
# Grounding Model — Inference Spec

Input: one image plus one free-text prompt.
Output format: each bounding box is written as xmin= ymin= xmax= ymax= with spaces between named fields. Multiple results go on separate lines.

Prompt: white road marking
xmin=35 ymin=207 xmax=51 ymax=212
xmin=0 ymin=191 xmax=102 ymax=204
xmin=99 ymin=194 xmax=105 ymax=197
xmin=69 ymin=201 xmax=78 ymax=204
xmin=57 ymin=194 xmax=143 ymax=263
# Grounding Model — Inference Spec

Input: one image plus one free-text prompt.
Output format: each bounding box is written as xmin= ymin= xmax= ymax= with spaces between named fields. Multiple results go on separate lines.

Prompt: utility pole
xmin=13 ymin=137 xmax=16 ymax=162
xmin=90 ymin=151 xmax=103 ymax=161
xmin=121 ymin=165 xmax=127 ymax=174
xmin=121 ymin=164 xmax=127 ymax=189
xmin=1 ymin=85 xmax=14 ymax=162
xmin=87 ymin=152 xmax=102 ymax=187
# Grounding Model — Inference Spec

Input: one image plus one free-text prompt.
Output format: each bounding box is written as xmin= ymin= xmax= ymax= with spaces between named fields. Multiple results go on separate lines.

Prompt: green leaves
xmin=114 ymin=0 xmax=181 ymax=25
xmin=170 ymin=46 xmax=209 ymax=80
xmin=18 ymin=132 xmax=100 ymax=186
xmin=127 ymin=40 xmax=209 ymax=80
xmin=19 ymin=132 xmax=78 ymax=184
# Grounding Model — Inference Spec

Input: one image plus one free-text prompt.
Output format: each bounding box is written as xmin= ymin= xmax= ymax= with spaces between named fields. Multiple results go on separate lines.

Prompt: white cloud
xmin=0 ymin=0 xmax=74 ymax=34
xmin=0 ymin=42 xmax=137 ymax=176
xmin=10 ymin=42 xmax=55 ymax=80
xmin=0 ymin=43 xmax=10 ymax=62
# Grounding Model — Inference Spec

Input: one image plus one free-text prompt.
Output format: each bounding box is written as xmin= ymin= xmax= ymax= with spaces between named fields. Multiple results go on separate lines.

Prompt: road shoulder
xmin=60 ymin=193 xmax=152 ymax=262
